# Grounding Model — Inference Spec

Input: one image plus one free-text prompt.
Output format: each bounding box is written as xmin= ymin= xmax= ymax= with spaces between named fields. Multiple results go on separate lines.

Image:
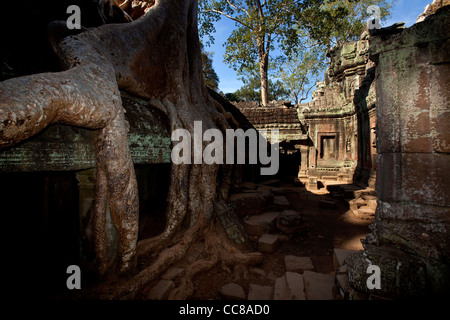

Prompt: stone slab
xmin=244 ymin=211 xmax=280 ymax=236
xmin=303 ymin=271 xmax=335 ymax=300
xmin=248 ymin=284 xmax=274 ymax=300
xmin=258 ymin=234 xmax=280 ymax=253
xmin=284 ymin=255 xmax=314 ymax=274
xmin=285 ymin=272 xmax=306 ymax=300
xmin=220 ymin=283 xmax=246 ymax=300
xmin=273 ymin=272 xmax=306 ymax=300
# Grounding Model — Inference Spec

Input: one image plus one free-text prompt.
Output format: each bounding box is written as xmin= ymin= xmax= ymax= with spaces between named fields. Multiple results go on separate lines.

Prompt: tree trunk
xmin=258 ymin=37 xmax=270 ymax=107
xmin=0 ymin=0 xmax=261 ymax=298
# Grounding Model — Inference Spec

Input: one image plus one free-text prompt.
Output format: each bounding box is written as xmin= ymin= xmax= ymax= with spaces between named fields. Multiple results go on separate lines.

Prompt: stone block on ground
xmin=258 ymin=234 xmax=280 ymax=253
xmin=273 ymin=272 xmax=306 ymax=300
xmin=248 ymin=284 xmax=274 ymax=300
xmin=355 ymin=207 xmax=376 ymax=220
xmin=146 ymin=280 xmax=175 ymax=300
xmin=220 ymin=283 xmax=246 ymax=300
xmin=303 ymin=271 xmax=335 ymax=300
xmin=354 ymin=198 xmax=367 ymax=207
xmin=273 ymin=195 xmax=290 ymax=208
xmin=333 ymin=248 xmax=359 ymax=270
xmin=367 ymin=199 xmax=377 ymax=210
xmin=319 ymin=199 xmax=337 ymax=209
xmin=243 ymin=211 xmax=280 ymax=236
xmin=276 ymin=210 xmax=305 ymax=234
xmin=284 ymin=255 xmax=314 ymax=273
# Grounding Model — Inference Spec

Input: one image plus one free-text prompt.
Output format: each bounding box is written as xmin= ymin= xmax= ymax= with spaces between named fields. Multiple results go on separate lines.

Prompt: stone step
xmin=303 ymin=271 xmax=336 ymax=300
xmin=273 ymin=272 xmax=306 ymax=300
xmin=248 ymin=284 xmax=273 ymax=300
xmin=284 ymin=255 xmax=314 ymax=274
xmin=243 ymin=211 xmax=280 ymax=236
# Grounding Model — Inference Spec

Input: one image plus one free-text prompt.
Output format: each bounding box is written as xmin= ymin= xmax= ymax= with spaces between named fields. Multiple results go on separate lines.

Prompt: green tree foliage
xmin=297 ymin=0 xmax=395 ymax=48
xmin=201 ymin=49 xmax=220 ymax=91
xmin=199 ymin=0 xmax=301 ymax=106
xmin=199 ymin=0 xmax=395 ymax=105
xmin=274 ymin=46 xmax=326 ymax=104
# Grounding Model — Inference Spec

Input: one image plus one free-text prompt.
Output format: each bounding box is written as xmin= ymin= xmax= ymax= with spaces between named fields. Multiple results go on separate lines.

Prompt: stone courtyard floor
xmin=144 ymin=180 xmax=375 ymax=300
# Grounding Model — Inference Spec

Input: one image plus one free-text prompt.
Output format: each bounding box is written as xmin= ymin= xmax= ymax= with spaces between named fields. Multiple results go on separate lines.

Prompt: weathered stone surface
xmin=355 ymin=207 xmax=375 ymax=220
xmin=220 ymin=283 xmax=246 ymax=300
xmin=303 ymin=271 xmax=336 ymax=300
xmin=258 ymin=234 xmax=281 ymax=253
xmin=333 ymin=248 xmax=359 ymax=270
xmin=146 ymin=280 xmax=175 ymax=300
xmin=274 ymin=272 xmax=306 ymax=300
xmin=243 ymin=211 xmax=280 ymax=236
xmin=346 ymin=6 xmax=450 ymax=298
xmin=276 ymin=210 xmax=305 ymax=234
xmin=346 ymin=247 xmax=427 ymax=299
xmin=248 ymin=284 xmax=274 ymax=300
xmin=273 ymin=195 xmax=290 ymax=208
xmin=0 ymin=92 xmax=172 ymax=172
xmin=336 ymin=274 xmax=351 ymax=300
xmin=284 ymin=255 xmax=314 ymax=274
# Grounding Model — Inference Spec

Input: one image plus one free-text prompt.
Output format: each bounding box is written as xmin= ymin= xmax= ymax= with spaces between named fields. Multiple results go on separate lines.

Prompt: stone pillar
xmin=347 ymin=8 xmax=450 ymax=298
xmin=308 ymin=146 xmax=317 ymax=169
xmin=299 ymin=146 xmax=309 ymax=172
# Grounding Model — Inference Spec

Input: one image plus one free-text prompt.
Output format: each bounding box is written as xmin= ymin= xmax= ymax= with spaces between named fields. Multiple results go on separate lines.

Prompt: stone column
xmin=308 ymin=146 xmax=317 ymax=169
xmin=346 ymin=9 xmax=450 ymax=298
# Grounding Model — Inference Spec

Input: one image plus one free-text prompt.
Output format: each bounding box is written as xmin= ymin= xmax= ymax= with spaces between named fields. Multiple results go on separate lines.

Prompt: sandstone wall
xmin=347 ymin=6 xmax=450 ymax=298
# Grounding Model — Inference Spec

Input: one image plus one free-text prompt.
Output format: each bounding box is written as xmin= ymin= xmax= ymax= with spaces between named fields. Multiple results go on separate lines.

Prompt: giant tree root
xmin=83 ymin=211 xmax=262 ymax=300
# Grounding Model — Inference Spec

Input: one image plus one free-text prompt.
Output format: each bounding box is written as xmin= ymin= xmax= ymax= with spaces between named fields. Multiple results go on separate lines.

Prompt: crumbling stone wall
xmin=298 ymin=33 xmax=376 ymax=188
xmin=346 ymin=6 xmax=450 ymax=298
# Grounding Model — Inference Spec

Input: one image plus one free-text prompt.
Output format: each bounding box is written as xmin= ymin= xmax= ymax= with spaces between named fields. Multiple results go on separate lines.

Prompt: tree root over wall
xmin=0 ymin=0 xmax=261 ymax=299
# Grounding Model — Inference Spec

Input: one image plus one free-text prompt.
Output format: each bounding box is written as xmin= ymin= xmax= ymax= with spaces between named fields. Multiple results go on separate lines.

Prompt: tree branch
xmin=204 ymin=9 xmax=254 ymax=30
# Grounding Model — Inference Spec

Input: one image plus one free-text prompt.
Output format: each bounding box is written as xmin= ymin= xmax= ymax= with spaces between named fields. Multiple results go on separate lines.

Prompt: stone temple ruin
xmin=234 ymin=4 xmax=450 ymax=299
xmin=0 ymin=1 xmax=449 ymax=300
xmin=236 ymin=29 xmax=376 ymax=191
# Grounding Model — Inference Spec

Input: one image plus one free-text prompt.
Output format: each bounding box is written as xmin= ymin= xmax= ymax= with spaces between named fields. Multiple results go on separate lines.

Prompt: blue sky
xmin=201 ymin=0 xmax=434 ymax=96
